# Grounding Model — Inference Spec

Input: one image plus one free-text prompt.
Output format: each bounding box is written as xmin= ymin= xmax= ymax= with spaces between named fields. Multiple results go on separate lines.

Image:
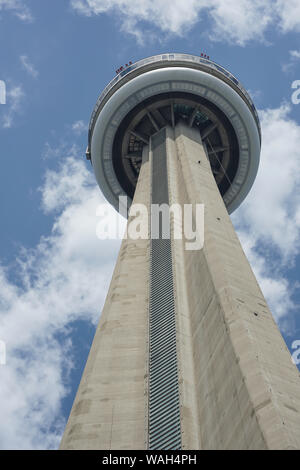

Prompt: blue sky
xmin=0 ymin=0 xmax=300 ymax=449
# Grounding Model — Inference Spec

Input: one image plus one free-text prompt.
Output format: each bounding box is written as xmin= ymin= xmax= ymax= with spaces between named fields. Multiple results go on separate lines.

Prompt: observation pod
xmin=60 ymin=54 xmax=300 ymax=451
xmin=87 ymin=53 xmax=261 ymax=214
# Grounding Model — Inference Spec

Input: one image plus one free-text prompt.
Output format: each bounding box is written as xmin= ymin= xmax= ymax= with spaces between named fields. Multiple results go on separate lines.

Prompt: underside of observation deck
xmin=112 ymin=91 xmax=239 ymax=202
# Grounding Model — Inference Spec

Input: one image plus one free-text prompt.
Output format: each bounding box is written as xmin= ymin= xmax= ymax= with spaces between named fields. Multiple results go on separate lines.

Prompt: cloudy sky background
xmin=0 ymin=0 xmax=300 ymax=449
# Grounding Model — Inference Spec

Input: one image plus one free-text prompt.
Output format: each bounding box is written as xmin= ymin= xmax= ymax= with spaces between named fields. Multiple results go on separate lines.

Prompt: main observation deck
xmin=87 ymin=53 xmax=261 ymax=214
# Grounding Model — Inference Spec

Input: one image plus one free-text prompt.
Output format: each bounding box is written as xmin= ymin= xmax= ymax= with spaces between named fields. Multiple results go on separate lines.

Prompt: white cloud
xmin=0 ymin=0 xmax=32 ymax=21
xmin=20 ymin=55 xmax=38 ymax=78
xmin=71 ymin=120 xmax=88 ymax=135
xmin=233 ymin=104 xmax=300 ymax=324
xmin=0 ymin=146 xmax=124 ymax=449
xmin=2 ymin=84 xmax=25 ymax=128
xmin=282 ymin=50 xmax=300 ymax=73
xmin=235 ymin=230 xmax=296 ymax=325
xmin=235 ymin=104 xmax=300 ymax=260
xmin=290 ymin=50 xmax=300 ymax=60
xmin=207 ymin=0 xmax=274 ymax=45
xmin=70 ymin=0 xmax=300 ymax=45
xmin=71 ymin=0 xmax=206 ymax=37
xmin=276 ymin=0 xmax=300 ymax=34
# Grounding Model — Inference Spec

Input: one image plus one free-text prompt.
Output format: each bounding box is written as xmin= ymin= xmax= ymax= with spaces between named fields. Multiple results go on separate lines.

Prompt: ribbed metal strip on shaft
xmin=148 ymin=128 xmax=181 ymax=450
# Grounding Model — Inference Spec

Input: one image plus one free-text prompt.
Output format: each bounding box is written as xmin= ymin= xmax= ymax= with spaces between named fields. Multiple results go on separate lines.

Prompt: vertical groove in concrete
xmin=148 ymin=129 xmax=182 ymax=450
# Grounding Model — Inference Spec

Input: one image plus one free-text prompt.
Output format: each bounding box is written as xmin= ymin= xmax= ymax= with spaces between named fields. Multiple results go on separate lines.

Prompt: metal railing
xmin=87 ymin=53 xmax=261 ymax=152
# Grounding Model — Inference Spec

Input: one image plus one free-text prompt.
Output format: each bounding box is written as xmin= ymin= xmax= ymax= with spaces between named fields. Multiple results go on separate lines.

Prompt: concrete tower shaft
xmin=61 ymin=121 xmax=300 ymax=450
xmin=60 ymin=54 xmax=300 ymax=450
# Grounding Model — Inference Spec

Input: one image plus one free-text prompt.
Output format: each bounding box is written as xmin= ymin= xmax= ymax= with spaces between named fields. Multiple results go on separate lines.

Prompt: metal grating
xmin=148 ymin=128 xmax=182 ymax=450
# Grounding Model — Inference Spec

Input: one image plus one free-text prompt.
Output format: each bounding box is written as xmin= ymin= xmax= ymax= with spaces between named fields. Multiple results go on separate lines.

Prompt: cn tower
xmin=60 ymin=54 xmax=300 ymax=450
